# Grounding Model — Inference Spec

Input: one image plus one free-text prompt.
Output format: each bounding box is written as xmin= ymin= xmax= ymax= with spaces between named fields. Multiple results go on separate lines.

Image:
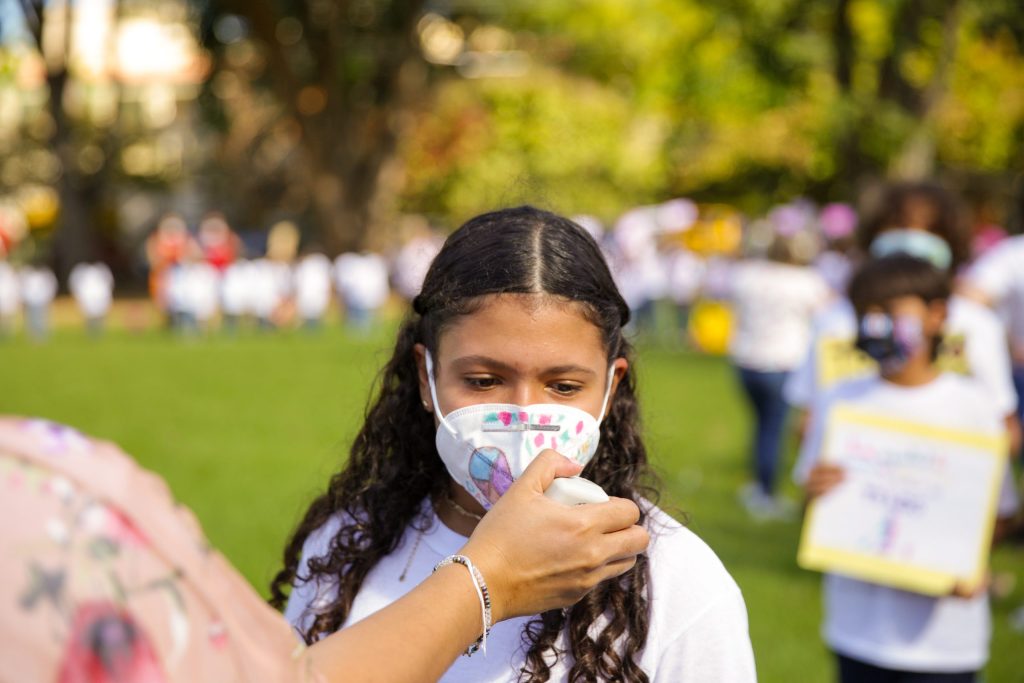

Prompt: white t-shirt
xmin=250 ymin=259 xmax=293 ymax=319
xmin=793 ymin=374 xmax=1019 ymax=673
xmin=294 ymin=254 xmax=333 ymax=319
xmin=964 ymin=235 xmax=1024 ymax=356
xmin=68 ymin=263 xmax=114 ymax=318
xmin=813 ymin=250 xmax=853 ymax=295
xmin=19 ymin=267 xmax=57 ymax=307
xmin=727 ymin=260 xmax=830 ymax=372
xmin=221 ymin=260 xmax=255 ymax=317
xmin=0 ymin=262 xmax=19 ymax=315
xmin=286 ymin=501 xmax=757 ymax=682
xmin=392 ymin=236 xmax=442 ymax=301
xmin=180 ymin=262 xmax=221 ymax=321
xmin=784 ymin=296 xmax=1017 ymax=417
xmin=334 ymin=253 xmax=390 ymax=311
xmin=663 ymin=248 xmax=705 ymax=305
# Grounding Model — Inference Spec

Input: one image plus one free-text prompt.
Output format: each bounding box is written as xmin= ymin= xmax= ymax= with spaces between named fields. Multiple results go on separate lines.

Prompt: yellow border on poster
xmin=797 ymin=405 xmax=1007 ymax=596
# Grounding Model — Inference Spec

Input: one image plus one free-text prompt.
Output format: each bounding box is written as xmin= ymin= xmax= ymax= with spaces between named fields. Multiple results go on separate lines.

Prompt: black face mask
xmin=854 ymin=312 xmax=925 ymax=373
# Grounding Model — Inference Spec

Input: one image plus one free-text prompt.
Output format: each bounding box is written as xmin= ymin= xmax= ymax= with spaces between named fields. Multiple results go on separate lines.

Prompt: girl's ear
xmin=608 ymin=357 xmax=629 ymax=398
xmin=413 ymin=343 xmax=433 ymax=413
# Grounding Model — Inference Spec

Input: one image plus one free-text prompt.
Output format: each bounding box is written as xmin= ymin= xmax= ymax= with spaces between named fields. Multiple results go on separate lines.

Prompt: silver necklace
xmin=398 ymin=497 xmax=483 ymax=582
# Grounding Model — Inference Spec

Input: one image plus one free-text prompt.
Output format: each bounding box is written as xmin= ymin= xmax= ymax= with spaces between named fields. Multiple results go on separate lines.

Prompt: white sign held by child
xmin=798 ymin=406 xmax=1006 ymax=596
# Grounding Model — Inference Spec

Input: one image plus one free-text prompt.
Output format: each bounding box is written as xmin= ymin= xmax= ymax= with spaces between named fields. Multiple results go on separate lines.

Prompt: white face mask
xmin=425 ymin=352 xmax=616 ymax=510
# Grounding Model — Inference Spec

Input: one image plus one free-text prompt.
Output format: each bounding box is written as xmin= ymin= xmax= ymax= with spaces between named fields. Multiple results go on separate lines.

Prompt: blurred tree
xmin=5 ymin=0 xmax=1024 ymax=270
xmin=398 ymin=0 xmax=1024 ymax=220
xmin=14 ymin=0 xmax=115 ymax=279
xmin=197 ymin=0 xmax=428 ymax=252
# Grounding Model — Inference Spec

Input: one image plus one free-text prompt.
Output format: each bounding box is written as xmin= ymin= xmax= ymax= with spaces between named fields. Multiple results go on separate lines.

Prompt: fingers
xmin=806 ymin=463 xmax=846 ymax=499
xmin=576 ymin=496 xmax=642 ymax=532
xmin=513 ymin=449 xmax=583 ymax=495
xmin=599 ymin=523 xmax=650 ymax=563
xmin=591 ymin=555 xmax=640 ymax=583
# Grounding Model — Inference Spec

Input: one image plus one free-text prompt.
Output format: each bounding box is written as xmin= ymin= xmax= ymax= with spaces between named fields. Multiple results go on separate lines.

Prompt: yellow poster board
xmin=798 ymin=406 xmax=1006 ymax=596
xmin=688 ymin=300 xmax=733 ymax=355
xmin=817 ymin=334 xmax=970 ymax=391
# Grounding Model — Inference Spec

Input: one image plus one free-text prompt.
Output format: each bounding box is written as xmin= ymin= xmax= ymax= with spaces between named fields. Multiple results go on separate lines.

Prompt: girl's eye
xmin=465 ymin=376 xmax=499 ymax=390
xmin=549 ymin=382 xmax=583 ymax=397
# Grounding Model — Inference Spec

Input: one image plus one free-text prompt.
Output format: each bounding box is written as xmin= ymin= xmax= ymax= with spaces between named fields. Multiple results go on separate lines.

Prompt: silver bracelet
xmin=434 ymin=554 xmax=492 ymax=656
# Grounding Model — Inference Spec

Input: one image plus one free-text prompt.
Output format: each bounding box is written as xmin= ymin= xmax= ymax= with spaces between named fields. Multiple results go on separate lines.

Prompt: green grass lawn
xmin=2 ymin=327 xmax=1022 ymax=681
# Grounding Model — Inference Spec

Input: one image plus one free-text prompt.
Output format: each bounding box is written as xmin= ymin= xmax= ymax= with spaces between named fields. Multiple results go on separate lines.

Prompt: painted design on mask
xmin=468 ymin=446 xmax=514 ymax=504
xmin=426 ymin=351 xmax=614 ymax=509
xmin=855 ymin=312 xmax=925 ymax=373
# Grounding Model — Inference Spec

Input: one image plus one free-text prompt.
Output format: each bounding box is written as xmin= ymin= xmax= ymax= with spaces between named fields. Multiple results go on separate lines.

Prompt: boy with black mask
xmin=794 ymin=255 xmax=1019 ymax=683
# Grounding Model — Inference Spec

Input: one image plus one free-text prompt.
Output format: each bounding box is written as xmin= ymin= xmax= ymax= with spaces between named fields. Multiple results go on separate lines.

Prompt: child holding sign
xmin=795 ymin=255 xmax=1019 ymax=682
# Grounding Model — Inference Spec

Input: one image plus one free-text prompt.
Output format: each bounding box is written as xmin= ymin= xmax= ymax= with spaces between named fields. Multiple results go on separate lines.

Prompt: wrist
xmin=434 ymin=553 xmax=493 ymax=656
xmin=459 ymin=540 xmax=512 ymax=624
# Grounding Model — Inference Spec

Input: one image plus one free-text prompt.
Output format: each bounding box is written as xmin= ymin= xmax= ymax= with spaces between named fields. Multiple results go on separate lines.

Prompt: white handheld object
xmin=544 ymin=476 xmax=609 ymax=505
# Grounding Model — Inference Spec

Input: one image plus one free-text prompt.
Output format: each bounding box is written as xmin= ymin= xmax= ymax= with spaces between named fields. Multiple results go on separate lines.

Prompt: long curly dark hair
xmin=270 ymin=206 xmax=659 ymax=682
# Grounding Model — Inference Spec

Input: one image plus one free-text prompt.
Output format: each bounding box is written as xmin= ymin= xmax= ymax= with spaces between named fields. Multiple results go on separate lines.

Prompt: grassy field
xmin=2 ymin=325 xmax=1022 ymax=681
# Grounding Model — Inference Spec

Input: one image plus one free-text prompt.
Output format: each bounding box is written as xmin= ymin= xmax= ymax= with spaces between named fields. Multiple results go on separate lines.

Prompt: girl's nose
xmin=510 ymin=383 xmax=543 ymax=406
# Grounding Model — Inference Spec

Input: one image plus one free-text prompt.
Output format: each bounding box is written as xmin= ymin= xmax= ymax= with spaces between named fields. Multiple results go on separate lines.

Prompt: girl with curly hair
xmin=274 ymin=206 xmax=756 ymax=682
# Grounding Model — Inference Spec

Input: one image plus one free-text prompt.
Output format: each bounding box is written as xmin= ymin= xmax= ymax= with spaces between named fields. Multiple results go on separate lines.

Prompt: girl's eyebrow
xmin=451 ymin=355 xmax=596 ymax=377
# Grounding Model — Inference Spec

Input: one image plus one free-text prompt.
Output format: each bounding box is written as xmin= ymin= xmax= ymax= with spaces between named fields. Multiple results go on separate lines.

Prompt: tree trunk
xmin=889 ymin=1 xmax=961 ymax=180
xmin=47 ymin=61 xmax=102 ymax=282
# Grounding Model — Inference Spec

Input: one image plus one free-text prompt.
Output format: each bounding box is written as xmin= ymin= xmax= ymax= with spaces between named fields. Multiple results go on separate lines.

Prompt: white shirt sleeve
xmin=784 ymin=343 xmax=817 ymax=408
xmin=959 ymin=302 xmax=1018 ymax=416
xmin=792 ymin=393 xmax=831 ymax=485
xmin=283 ymin=515 xmax=343 ymax=639
xmin=965 ymin=242 xmax=1018 ymax=302
xmin=654 ymin=588 xmax=757 ymax=682
xmin=997 ymin=461 xmax=1021 ymax=518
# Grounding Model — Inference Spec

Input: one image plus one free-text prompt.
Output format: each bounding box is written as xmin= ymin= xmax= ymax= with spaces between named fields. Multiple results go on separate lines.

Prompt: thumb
xmin=514 ymin=449 xmax=582 ymax=496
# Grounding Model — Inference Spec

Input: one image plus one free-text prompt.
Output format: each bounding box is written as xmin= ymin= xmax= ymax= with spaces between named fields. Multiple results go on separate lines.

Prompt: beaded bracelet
xmin=434 ymin=554 xmax=492 ymax=656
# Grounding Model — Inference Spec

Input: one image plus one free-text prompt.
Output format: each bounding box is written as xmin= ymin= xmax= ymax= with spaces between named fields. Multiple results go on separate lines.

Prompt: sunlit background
xmin=0 ymin=0 xmax=1021 ymax=279
xmin=1 ymin=2 xmax=1023 ymax=681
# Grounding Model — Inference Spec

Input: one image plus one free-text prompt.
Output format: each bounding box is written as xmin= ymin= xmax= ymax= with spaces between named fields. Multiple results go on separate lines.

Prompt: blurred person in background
xmin=19 ymin=264 xmax=58 ymax=341
xmin=610 ymin=207 xmax=667 ymax=336
xmin=198 ymin=211 xmax=242 ymax=272
xmin=784 ymin=182 xmax=1019 ymax=455
xmin=0 ymin=418 xmax=649 ymax=683
xmin=146 ymin=213 xmax=199 ymax=325
xmin=392 ymin=218 xmax=443 ymax=303
xmin=251 ymin=221 xmax=301 ymax=329
xmin=333 ymin=251 xmax=390 ymax=331
xmin=294 ymin=250 xmax=333 ymax=330
xmin=0 ymin=255 xmax=18 ymax=337
xmin=796 ymin=256 xmax=1018 ymax=683
xmin=663 ymin=245 xmax=705 ymax=344
xmin=960 ymin=234 xmax=1024 ymax=448
xmin=250 ymin=256 xmax=294 ymax=330
xmin=69 ymin=262 xmax=114 ymax=337
xmin=655 ymin=199 xmax=702 ymax=342
xmin=727 ymin=207 xmax=830 ymax=519
xmin=814 ymin=202 xmax=859 ymax=296
xmin=179 ymin=255 xmax=222 ymax=335
xmin=221 ymin=258 xmax=255 ymax=331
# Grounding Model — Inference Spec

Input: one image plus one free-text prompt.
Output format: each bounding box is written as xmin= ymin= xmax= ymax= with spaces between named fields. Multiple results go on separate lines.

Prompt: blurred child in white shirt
xmin=19 ymin=266 xmax=57 ymax=340
xmin=796 ymin=255 xmax=1018 ymax=683
xmin=294 ymin=252 xmax=333 ymax=330
xmin=69 ymin=262 xmax=114 ymax=336
xmin=333 ymin=252 xmax=389 ymax=331
xmin=0 ymin=260 xmax=18 ymax=337
xmin=729 ymin=225 xmax=829 ymax=519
